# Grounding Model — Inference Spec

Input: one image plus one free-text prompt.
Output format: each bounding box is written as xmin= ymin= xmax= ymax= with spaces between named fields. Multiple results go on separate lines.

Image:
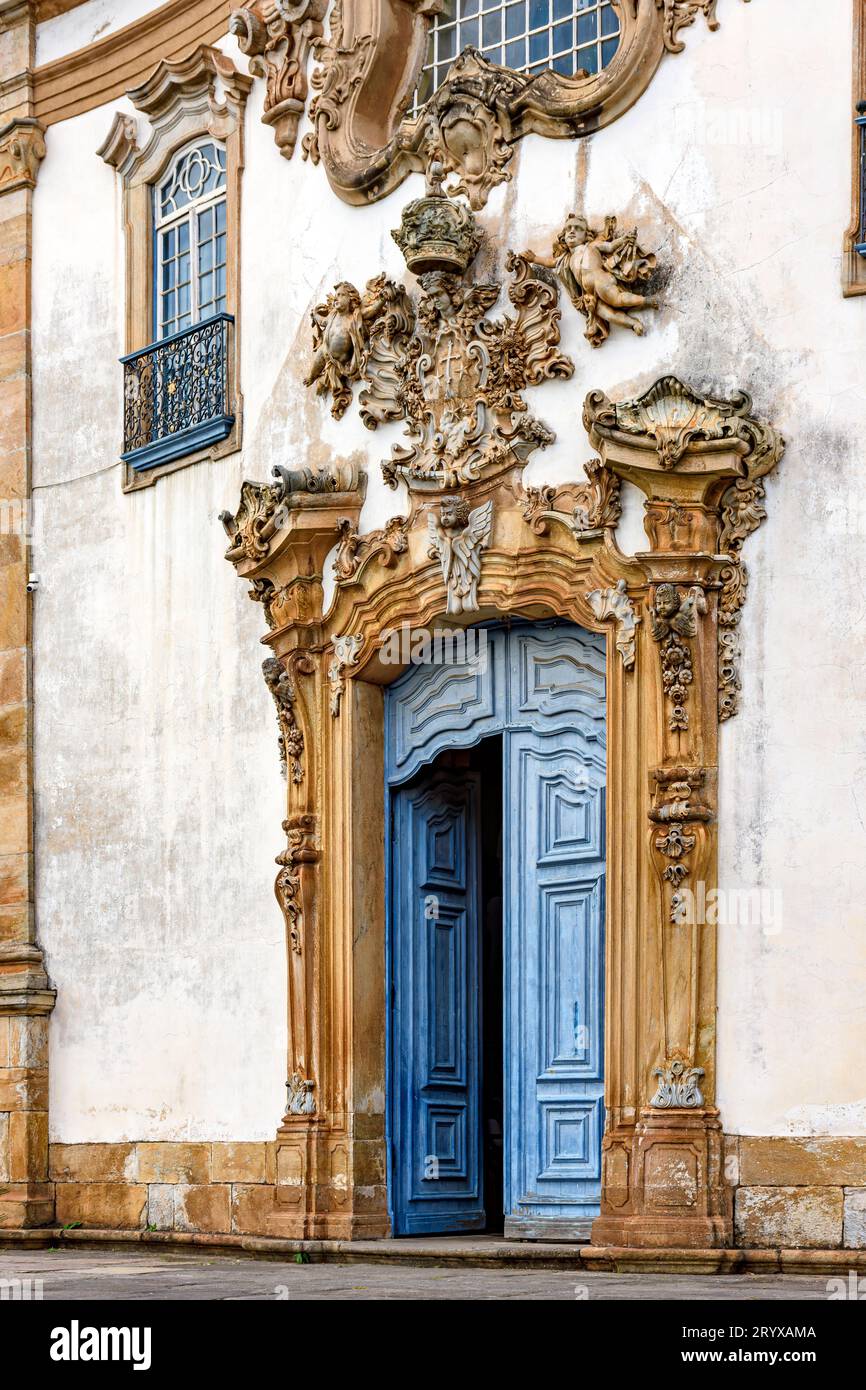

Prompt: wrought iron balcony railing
xmin=121 ymin=313 xmax=234 ymax=472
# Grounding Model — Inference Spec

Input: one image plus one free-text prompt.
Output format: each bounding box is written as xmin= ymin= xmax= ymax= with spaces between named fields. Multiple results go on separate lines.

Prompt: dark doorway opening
xmin=437 ymin=736 xmax=503 ymax=1233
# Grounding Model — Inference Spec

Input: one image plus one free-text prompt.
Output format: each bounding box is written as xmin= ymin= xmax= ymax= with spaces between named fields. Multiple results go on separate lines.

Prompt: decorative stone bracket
xmin=230 ymin=0 xmax=328 ymax=159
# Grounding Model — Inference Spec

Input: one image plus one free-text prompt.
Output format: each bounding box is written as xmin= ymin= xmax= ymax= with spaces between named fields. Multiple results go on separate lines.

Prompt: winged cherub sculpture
xmin=427 ymin=496 xmax=493 ymax=614
xmin=305 ymin=275 xmax=412 ymax=420
xmin=526 ymin=214 xmax=658 ymax=348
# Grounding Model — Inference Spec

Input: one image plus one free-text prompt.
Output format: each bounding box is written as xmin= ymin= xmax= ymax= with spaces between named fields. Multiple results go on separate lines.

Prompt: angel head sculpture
xmin=427 ymin=496 xmax=493 ymax=615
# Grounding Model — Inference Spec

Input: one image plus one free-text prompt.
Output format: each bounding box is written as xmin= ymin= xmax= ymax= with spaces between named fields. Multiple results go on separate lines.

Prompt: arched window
xmin=154 ymin=139 xmax=227 ymax=339
xmin=416 ymin=0 xmax=622 ymax=107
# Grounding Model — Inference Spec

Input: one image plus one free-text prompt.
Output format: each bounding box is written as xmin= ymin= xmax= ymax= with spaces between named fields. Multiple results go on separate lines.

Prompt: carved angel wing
xmin=309 ymin=298 xmax=331 ymax=349
xmin=460 ymin=283 xmax=501 ymax=319
xmin=452 ymin=499 xmax=493 ymax=581
xmin=427 ymin=511 xmax=449 ymax=582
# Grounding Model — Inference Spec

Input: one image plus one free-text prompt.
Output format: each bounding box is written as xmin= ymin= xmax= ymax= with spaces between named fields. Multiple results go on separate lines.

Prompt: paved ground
xmin=0 ymin=1249 xmax=844 ymax=1300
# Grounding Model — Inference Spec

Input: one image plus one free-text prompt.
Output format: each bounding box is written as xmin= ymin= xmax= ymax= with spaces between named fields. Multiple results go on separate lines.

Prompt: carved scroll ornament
xmin=230 ymin=0 xmax=328 ymax=159
xmin=294 ymin=1 xmax=754 ymax=209
xmin=522 ymin=459 xmax=622 ymax=541
xmin=587 ymin=580 xmax=640 ymax=670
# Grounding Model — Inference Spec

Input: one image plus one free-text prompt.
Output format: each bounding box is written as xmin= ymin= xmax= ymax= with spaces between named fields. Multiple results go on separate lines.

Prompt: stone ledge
xmin=3 ymin=1227 xmax=866 ymax=1274
xmin=739 ymin=1137 xmax=866 ymax=1187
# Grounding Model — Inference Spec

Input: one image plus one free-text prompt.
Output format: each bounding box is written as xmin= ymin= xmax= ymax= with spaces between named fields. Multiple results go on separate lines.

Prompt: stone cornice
xmin=33 ymin=0 xmax=233 ymax=127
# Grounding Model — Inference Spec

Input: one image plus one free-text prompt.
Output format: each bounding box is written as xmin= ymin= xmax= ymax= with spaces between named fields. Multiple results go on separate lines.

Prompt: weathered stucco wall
xmin=30 ymin=0 xmax=866 ymax=1141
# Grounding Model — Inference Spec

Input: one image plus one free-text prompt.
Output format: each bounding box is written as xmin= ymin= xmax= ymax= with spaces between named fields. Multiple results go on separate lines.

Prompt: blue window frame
xmin=154 ymin=140 xmax=227 ymax=339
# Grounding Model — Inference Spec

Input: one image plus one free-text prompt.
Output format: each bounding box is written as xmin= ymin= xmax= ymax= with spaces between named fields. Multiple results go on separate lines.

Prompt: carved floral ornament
xmin=230 ymin=0 xmax=753 ymax=207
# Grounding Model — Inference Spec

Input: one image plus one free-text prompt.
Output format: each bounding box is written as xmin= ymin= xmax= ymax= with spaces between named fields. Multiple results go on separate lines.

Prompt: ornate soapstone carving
xmin=277 ymin=814 xmax=318 ymax=924
xmin=526 ymin=214 xmax=658 ymax=347
xmin=651 ymin=1058 xmax=705 ymax=1109
xmin=296 ymin=2 xmax=753 ymax=209
xmin=649 ymin=583 xmax=707 ymax=733
xmin=328 ymin=633 xmax=363 ymax=715
xmin=585 ymin=376 xmax=783 ymax=721
xmin=333 ymin=515 xmax=409 ymax=586
xmin=649 ymin=766 xmax=713 ymax=925
xmin=286 ymin=1071 xmax=317 ymax=1115
xmin=522 ymin=459 xmax=622 ymax=541
xmin=220 ymin=461 xmax=364 ymax=562
xmin=305 ymin=275 xmax=414 ymax=421
xmin=427 ymin=496 xmax=493 ymax=615
xmin=263 ymin=656 xmax=305 ymax=783
xmin=306 ymin=182 xmax=572 ymax=492
xmin=587 ymin=580 xmax=640 ymax=670
xmin=230 ymin=0 xmax=328 ymax=159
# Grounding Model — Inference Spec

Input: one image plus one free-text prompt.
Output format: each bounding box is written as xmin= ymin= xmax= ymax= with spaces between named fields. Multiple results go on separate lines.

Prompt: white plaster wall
xmin=36 ymin=0 xmax=161 ymax=66
xmin=30 ymin=0 xmax=866 ymax=1139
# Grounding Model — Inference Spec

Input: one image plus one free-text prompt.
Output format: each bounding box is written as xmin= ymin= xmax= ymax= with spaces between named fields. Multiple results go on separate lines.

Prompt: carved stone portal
xmin=220 ymin=361 xmax=781 ymax=1245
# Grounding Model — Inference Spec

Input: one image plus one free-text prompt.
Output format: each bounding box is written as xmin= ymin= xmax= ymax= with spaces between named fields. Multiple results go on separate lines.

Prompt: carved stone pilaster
xmin=588 ymin=375 xmax=781 ymax=1250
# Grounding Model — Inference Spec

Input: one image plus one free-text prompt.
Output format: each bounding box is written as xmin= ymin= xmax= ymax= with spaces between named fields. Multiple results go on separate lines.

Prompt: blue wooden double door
xmin=386 ymin=623 xmax=606 ymax=1239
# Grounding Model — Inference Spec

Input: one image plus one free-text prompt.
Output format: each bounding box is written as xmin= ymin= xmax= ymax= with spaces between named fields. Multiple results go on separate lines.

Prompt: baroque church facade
xmin=1 ymin=0 xmax=866 ymax=1263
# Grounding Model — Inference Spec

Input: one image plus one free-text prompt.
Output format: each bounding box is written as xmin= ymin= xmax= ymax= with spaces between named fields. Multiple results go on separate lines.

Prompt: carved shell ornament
xmin=231 ymin=1 xmax=756 ymax=206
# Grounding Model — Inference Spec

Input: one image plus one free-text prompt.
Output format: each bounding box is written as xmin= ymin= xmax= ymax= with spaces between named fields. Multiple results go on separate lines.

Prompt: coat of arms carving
xmin=304 ymin=175 xmax=574 ymax=493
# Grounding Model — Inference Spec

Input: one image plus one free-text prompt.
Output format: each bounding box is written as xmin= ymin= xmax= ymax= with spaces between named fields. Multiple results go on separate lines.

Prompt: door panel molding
xmin=388 ymin=623 xmax=606 ymax=1236
xmin=391 ymin=771 xmax=484 ymax=1234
